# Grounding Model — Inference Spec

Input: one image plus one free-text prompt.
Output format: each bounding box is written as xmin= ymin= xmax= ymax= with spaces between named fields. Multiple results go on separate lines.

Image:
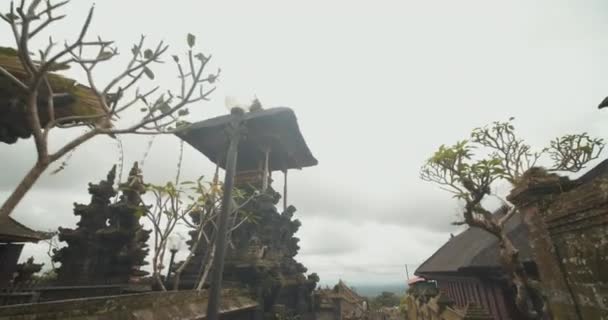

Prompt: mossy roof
xmin=0 ymin=47 xmax=108 ymax=144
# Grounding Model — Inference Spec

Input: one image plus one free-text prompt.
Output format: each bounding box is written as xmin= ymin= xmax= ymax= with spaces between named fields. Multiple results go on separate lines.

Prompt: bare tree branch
xmin=0 ymin=1 xmax=220 ymax=219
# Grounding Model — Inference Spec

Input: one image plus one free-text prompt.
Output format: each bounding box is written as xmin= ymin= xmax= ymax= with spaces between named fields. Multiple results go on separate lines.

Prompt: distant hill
xmin=346 ymin=283 xmax=407 ymax=298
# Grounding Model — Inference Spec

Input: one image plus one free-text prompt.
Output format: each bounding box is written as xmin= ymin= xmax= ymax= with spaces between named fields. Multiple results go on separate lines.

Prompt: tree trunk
xmin=0 ymin=159 xmax=49 ymax=219
xmin=196 ymin=242 xmax=216 ymax=291
xmin=172 ymin=258 xmax=187 ymax=291
xmin=154 ymin=271 xmax=167 ymax=291
xmin=152 ymin=245 xmax=167 ymax=291
xmin=498 ymin=232 xmax=544 ymax=319
xmin=173 ymin=227 xmax=205 ymax=290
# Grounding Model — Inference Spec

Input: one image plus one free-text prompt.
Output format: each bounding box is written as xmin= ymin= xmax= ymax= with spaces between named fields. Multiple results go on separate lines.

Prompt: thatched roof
xmin=0 ymin=47 xmax=109 ymax=144
xmin=176 ymin=107 xmax=318 ymax=171
xmin=415 ymin=207 xmax=532 ymax=277
xmin=574 ymin=158 xmax=608 ymax=185
xmin=0 ymin=217 xmax=50 ymax=243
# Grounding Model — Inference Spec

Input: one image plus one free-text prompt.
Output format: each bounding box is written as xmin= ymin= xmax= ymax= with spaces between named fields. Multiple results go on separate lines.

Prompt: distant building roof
xmin=415 ymin=206 xmax=532 ymax=277
xmin=176 ymin=107 xmax=318 ymax=171
xmin=315 ymin=280 xmax=366 ymax=306
xmin=334 ymin=280 xmax=365 ymax=304
xmin=0 ymin=217 xmax=50 ymax=243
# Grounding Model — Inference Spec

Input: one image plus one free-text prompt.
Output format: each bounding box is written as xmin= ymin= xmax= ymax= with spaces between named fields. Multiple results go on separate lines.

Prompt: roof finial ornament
xmin=250 ymin=95 xmax=263 ymax=112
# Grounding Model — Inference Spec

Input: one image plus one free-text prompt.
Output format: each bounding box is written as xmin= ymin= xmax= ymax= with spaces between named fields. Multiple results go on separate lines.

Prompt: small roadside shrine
xmin=176 ymin=106 xmax=318 ymax=320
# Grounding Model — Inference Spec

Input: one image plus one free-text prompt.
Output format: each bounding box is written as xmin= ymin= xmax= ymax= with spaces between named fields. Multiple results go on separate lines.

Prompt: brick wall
xmin=545 ymin=172 xmax=608 ymax=318
xmin=509 ymin=161 xmax=608 ymax=319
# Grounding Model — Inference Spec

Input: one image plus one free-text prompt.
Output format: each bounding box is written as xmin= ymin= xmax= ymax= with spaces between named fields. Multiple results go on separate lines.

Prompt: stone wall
xmin=509 ymin=161 xmax=608 ymax=319
xmin=368 ymin=307 xmax=402 ymax=320
xmin=0 ymin=289 xmax=256 ymax=320
xmin=0 ymin=285 xmax=124 ymax=306
xmin=545 ymin=173 xmax=608 ymax=319
xmin=316 ymin=309 xmax=337 ymax=320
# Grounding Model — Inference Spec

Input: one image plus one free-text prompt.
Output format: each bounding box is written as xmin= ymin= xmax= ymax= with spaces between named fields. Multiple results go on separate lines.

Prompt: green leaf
xmin=98 ymin=51 xmax=113 ymax=60
xmin=144 ymin=49 xmax=153 ymax=59
xmin=187 ymin=33 xmax=196 ymax=48
xmin=176 ymin=120 xmax=191 ymax=129
xmin=131 ymin=45 xmax=140 ymax=56
xmin=5 ymin=13 xmax=19 ymax=21
xmin=143 ymin=67 xmax=155 ymax=79
xmin=159 ymin=103 xmax=171 ymax=114
xmin=134 ymin=207 xmax=145 ymax=218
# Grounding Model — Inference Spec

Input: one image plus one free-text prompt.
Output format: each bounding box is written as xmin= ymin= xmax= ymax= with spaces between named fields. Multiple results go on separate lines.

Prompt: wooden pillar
xmin=484 ymin=284 xmax=500 ymax=320
xmin=283 ymin=169 xmax=288 ymax=212
xmin=459 ymin=282 xmax=465 ymax=306
xmin=448 ymin=281 xmax=454 ymax=302
xmin=493 ymin=285 xmax=508 ymax=319
xmin=207 ymin=108 xmax=244 ymax=320
xmin=476 ymin=283 xmax=489 ymax=316
xmin=262 ymin=148 xmax=270 ymax=192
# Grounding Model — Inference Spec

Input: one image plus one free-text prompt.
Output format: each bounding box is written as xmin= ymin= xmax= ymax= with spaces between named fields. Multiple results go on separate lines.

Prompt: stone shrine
xmin=53 ymin=163 xmax=150 ymax=285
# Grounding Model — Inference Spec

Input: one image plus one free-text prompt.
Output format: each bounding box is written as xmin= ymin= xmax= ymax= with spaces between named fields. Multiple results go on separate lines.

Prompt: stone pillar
xmin=333 ymin=297 xmax=342 ymax=320
xmin=507 ymin=175 xmax=581 ymax=320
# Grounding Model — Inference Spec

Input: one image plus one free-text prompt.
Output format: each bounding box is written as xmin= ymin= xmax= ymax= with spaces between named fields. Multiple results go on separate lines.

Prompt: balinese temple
xmin=176 ymin=106 xmax=318 ymax=319
xmin=0 ymin=217 xmax=49 ymax=288
xmin=414 ymin=207 xmax=537 ymax=320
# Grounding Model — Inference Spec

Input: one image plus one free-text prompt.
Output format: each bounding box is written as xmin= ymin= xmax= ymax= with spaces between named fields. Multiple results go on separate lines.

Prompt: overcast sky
xmin=2 ymin=0 xmax=608 ymax=286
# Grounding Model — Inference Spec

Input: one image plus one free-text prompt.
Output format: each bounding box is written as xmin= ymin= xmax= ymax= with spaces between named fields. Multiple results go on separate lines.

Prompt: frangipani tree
xmin=0 ymin=0 xmax=220 ymax=219
xmin=420 ymin=118 xmax=604 ymax=319
xmin=143 ymin=175 xmax=259 ymax=291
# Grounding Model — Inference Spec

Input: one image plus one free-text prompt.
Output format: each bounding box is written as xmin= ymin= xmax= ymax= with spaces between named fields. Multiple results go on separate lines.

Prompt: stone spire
xmin=53 ymin=163 xmax=150 ymax=285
